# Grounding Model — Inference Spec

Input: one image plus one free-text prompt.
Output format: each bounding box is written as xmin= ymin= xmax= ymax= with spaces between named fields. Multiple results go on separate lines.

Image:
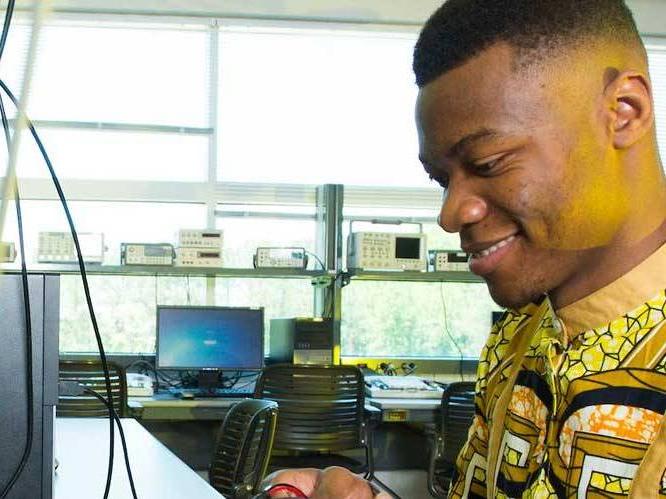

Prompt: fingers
xmin=263 ymin=466 xmax=378 ymax=499
xmin=310 ymin=467 xmax=375 ymax=499
xmin=263 ymin=468 xmax=321 ymax=497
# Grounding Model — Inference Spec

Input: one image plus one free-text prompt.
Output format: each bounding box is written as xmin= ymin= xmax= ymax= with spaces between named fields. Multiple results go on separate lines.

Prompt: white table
xmin=368 ymin=398 xmax=441 ymax=411
xmin=55 ymin=418 xmax=224 ymax=499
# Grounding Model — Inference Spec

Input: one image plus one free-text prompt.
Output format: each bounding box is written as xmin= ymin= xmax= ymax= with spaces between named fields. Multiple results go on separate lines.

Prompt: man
xmin=269 ymin=0 xmax=666 ymax=496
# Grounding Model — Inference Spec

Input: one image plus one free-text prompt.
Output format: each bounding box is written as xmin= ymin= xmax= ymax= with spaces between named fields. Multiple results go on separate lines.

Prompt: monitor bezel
xmin=155 ymin=305 xmax=265 ymax=370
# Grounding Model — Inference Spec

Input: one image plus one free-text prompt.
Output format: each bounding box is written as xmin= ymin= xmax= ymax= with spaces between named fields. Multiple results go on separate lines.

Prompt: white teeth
xmin=472 ymin=235 xmax=516 ymax=259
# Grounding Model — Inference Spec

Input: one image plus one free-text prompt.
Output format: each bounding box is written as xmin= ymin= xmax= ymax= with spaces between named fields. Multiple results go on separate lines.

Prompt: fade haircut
xmin=413 ymin=0 xmax=643 ymax=87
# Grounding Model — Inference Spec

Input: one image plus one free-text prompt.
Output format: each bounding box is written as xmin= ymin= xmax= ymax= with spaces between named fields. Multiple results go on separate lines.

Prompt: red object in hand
xmin=266 ymin=483 xmax=308 ymax=498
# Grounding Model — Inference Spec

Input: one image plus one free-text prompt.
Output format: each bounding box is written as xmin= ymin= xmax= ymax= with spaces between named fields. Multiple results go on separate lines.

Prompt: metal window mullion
xmin=214 ymin=210 xmax=316 ymax=221
xmin=205 ymin=19 xmax=220 ymax=306
xmin=314 ymin=185 xmax=344 ymax=364
xmin=22 ymin=119 xmax=213 ymax=135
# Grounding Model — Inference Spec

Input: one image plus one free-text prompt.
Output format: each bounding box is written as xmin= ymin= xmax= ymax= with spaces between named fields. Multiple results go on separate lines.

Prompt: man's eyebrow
xmin=448 ymin=127 xmax=502 ymax=157
xmin=419 ymin=127 xmax=503 ymax=168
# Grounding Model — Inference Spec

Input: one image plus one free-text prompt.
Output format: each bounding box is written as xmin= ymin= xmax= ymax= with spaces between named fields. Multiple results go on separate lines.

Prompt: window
xmin=6 ymin=21 xmax=210 ymax=126
xmin=342 ymin=281 xmax=497 ymax=358
xmin=216 ymin=204 xmax=318 ymax=268
xmin=2 ymin=200 xmax=207 ymax=264
xmin=340 ymin=203 xmax=500 ymax=358
xmin=646 ymin=39 xmax=666 ymax=166
xmin=217 ymin=25 xmax=425 ymax=187
xmin=59 ymin=274 xmax=208 ymax=353
xmin=11 ymin=128 xmax=209 ymax=181
xmin=1 ymin=200 xmax=208 ymax=354
xmin=0 ymin=17 xmax=214 ymax=354
xmin=215 ymin=278 xmax=314 ymax=353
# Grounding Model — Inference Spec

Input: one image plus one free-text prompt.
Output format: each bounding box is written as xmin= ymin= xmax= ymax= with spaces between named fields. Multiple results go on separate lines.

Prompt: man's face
xmin=416 ymin=43 xmax=632 ymax=309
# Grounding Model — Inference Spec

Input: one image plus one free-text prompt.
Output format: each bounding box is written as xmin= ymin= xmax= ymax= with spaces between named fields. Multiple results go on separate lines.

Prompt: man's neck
xmin=550 ymin=217 xmax=666 ymax=310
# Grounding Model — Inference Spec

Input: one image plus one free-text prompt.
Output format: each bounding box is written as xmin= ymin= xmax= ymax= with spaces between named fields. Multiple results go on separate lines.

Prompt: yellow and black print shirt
xmin=449 ymin=243 xmax=666 ymax=498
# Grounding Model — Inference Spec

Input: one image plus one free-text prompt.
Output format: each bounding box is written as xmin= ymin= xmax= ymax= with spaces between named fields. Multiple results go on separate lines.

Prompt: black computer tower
xmin=269 ymin=317 xmax=334 ymax=365
xmin=0 ymin=273 xmax=59 ymax=499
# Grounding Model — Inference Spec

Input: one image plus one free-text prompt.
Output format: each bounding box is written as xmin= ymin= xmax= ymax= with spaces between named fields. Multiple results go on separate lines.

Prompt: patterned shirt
xmin=449 ymin=243 xmax=666 ymax=498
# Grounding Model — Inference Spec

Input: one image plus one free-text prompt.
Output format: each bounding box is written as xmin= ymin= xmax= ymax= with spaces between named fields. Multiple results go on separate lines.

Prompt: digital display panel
xmin=145 ymin=246 xmax=170 ymax=257
xmin=395 ymin=237 xmax=421 ymax=259
xmin=157 ymin=306 xmax=264 ymax=369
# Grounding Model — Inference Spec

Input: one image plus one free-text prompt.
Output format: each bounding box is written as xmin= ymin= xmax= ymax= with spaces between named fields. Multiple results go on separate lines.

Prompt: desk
xmin=128 ymin=396 xmax=435 ymax=471
xmin=129 ymin=395 xmax=240 ymax=421
xmin=368 ymin=398 xmax=440 ymax=424
xmin=55 ymin=418 xmax=224 ymax=499
xmin=129 ymin=395 xmax=430 ymax=423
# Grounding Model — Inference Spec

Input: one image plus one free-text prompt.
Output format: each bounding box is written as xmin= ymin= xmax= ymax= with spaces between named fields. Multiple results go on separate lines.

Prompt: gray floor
xmin=375 ymin=470 xmax=430 ymax=499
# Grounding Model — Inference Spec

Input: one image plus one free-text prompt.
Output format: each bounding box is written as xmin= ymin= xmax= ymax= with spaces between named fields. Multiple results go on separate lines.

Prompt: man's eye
xmin=476 ymin=159 xmax=498 ymax=171
xmin=471 ymin=155 xmax=504 ymax=174
xmin=429 ymin=174 xmax=449 ymax=189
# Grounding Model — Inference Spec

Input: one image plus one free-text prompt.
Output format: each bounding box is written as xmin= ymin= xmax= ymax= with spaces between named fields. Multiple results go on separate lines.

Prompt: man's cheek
xmin=547 ymin=177 xmax=629 ymax=249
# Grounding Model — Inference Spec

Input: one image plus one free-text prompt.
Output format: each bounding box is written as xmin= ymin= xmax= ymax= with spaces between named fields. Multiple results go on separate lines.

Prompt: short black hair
xmin=413 ymin=0 xmax=642 ymax=87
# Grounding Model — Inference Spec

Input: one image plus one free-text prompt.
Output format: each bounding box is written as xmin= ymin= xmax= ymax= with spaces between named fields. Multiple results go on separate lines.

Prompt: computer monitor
xmin=156 ymin=306 xmax=265 ymax=370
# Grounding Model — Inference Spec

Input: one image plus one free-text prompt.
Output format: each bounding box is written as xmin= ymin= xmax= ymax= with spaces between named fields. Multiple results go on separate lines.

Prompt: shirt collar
xmin=555 ymin=242 xmax=666 ymax=337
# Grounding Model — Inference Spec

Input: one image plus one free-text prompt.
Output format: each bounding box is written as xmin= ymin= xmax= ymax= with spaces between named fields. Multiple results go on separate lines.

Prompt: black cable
xmin=155 ymin=369 xmax=182 ymax=388
xmin=84 ymin=389 xmax=138 ymax=499
xmin=0 ymin=92 xmax=33 ymax=499
xmin=439 ymin=282 xmax=465 ymax=382
xmin=304 ymin=249 xmax=325 ymax=270
xmin=0 ymin=79 xmax=117 ymax=498
xmin=0 ymin=0 xmax=14 ymax=63
xmin=220 ymin=372 xmax=238 ymax=389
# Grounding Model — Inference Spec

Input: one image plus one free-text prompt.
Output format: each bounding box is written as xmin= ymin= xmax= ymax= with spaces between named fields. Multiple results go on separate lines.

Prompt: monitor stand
xmin=197 ymin=370 xmax=220 ymax=394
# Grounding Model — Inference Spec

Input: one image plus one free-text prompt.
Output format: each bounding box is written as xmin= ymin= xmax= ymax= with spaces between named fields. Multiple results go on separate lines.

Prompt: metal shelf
xmin=0 ymin=263 xmax=482 ymax=283
xmin=0 ymin=263 xmax=328 ymax=279
xmin=348 ymin=270 xmax=483 ymax=283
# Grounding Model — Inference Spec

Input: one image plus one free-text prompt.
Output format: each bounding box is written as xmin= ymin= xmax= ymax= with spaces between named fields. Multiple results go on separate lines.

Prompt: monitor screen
xmin=156 ymin=306 xmax=264 ymax=370
xmin=395 ymin=236 xmax=421 ymax=259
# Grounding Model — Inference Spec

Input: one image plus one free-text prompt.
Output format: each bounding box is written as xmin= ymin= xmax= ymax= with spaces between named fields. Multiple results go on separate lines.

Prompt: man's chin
xmin=486 ymin=279 xmax=541 ymax=310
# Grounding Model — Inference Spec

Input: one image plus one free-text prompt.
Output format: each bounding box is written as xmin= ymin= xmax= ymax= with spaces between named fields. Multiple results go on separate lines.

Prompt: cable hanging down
xmin=0 ymin=78 xmax=121 ymax=499
xmin=84 ymin=389 xmax=138 ymax=499
xmin=0 ymin=1 xmax=35 ymax=497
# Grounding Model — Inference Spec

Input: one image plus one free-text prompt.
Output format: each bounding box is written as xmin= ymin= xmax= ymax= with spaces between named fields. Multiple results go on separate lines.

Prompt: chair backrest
xmin=209 ymin=399 xmax=278 ymax=498
xmin=428 ymin=381 xmax=476 ymax=498
xmin=58 ymin=360 xmax=128 ymax=417
xmin=440 ymin=381 xmax=476 ymax=464
xmin=254 ymin=364 xmax=365 ymax=453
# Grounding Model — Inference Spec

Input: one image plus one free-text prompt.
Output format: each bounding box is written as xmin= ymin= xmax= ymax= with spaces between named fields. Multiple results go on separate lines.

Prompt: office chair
xmin=58 ymin=360 xmax=128 ymax=417
xmin=209 ymin=399 xmax=279 ymax=498
xmin=255 ymin=364 xmax=399 ymax=498
xmin=428 ymin=381 xmax=476 ymax=498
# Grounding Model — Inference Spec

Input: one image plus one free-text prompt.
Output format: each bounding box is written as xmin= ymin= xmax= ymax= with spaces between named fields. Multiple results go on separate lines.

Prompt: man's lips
xmin=462 ymin=233 xmax=518 ymax=256
xmin=464 ymin=234 xmax=519 ymax=275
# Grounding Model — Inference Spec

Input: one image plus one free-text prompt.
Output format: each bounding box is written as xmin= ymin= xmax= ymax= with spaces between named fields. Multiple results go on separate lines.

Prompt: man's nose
xmin=438 ymin=182 xmax=488 ymax=233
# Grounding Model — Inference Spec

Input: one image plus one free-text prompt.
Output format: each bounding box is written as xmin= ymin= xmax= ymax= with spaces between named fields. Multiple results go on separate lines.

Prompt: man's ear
xmin=604 ymin=70 xmax=654 ymax=149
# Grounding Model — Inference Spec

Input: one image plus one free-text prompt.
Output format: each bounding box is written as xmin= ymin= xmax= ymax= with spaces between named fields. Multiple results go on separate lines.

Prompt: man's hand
xmin=264 ymin=467 xmax=391 ymax=498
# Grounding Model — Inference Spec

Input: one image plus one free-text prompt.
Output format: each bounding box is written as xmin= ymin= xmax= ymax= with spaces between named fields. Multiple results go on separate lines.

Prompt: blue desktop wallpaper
xmin=157 ymin=307 xmax=264 ymax=369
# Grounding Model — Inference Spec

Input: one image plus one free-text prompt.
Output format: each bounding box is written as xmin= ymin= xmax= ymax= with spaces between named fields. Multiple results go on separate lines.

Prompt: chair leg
xmin=364 ymin=424 xmax=402 ymax=499
xmin=364 ymin=440 xmax=373 ymax=480
xmin=371 ymin=476 xmax=403 ymax=499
